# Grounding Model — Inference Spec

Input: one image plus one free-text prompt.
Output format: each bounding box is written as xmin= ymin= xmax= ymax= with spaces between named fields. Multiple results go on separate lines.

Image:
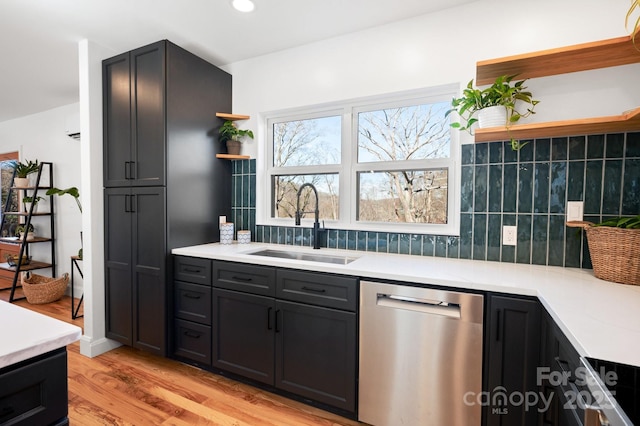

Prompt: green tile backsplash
xmin=234 ymin=131 xmax=640 ymax=269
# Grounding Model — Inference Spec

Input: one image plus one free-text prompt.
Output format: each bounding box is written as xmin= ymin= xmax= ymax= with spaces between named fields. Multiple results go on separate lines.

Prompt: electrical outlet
xmin=503 ymin=225 xmax=517 ymax=246
xmin=567 ymin=201 xmax=584 ymax=222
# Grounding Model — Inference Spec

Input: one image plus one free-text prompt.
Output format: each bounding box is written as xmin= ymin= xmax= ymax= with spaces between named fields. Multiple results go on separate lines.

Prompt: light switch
xmin=567 ymin=201 xmax=584 ymax=222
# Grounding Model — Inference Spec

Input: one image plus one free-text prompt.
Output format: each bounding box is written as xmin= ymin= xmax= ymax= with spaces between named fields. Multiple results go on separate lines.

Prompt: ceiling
xmin=0 ymin=0 xmax=477 ymax=124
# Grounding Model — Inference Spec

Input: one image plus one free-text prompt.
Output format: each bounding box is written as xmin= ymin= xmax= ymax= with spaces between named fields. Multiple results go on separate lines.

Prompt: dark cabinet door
xmin=275 ymin=300 xmax=356 ymax=413
xmin=131 ymin=187 xmax=166 ymax=354
xmin=130 ymin=42 xmax=166 ymax=187
xmin=104 ymin=188 xmax=133 ymax=345
xmin=103 ymin=53 xmax=132 ymax=188
xmin=103 ymin=41 xmax=166 ymax=188
xmin=105 ymin=187 xmax=166 ymax=355
xmin=485 ymin=295 xmax=541 ymax=426
xmin=212 ymin=288 xmax=275 ymax=385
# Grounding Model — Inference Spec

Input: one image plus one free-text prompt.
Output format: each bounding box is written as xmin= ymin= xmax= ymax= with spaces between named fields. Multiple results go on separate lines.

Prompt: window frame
xmin=258 ymin=85 xmax=461 ymax=236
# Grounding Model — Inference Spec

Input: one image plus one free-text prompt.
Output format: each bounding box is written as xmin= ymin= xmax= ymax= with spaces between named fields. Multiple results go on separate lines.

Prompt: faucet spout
xmin=295 ymin=183 xmax=322 ymax=249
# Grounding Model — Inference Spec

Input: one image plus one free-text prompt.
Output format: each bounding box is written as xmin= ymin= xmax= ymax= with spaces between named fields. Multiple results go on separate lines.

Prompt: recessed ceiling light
xmin=231 ymin=0 xmax=255 ymax=12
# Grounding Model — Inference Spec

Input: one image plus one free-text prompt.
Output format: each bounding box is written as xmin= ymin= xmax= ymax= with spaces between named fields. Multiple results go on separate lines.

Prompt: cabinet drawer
xmin=174 ymin=281 xmax=212 ymax=325
xmin=213 ymin=261 xmax=276 ymax=297
xmin=174 ymin=256 xmax=212 ymax=285
xmin=276 ymin=269 xmax=358 ymax=311
xmin=0 ymin=348 xmax=68 ymax=426
xmin=174 ymin=319 xmax=211 ymax=365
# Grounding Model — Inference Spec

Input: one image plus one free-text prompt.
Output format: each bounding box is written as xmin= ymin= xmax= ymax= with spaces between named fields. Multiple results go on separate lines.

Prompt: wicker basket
xmin=567 ymin=221 xmax=640 ymax=286
xmin=21 ymin=272 xmax=69 ymax=304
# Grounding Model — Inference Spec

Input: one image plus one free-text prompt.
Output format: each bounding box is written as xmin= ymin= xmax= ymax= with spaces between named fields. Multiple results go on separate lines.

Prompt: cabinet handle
xmin=130 ymin=161 xmax=136 ymax=180
xmin=124 ymin=194 xmax=130 ymax=212
xmin=495 ymin=310 xmax=501 ymax=342
xmin=125 ymin=161 xmax=130 ymax=179
xmin=267 ymin=307 xmax=273 ymax=330
xmin=231 ymin=275 xmax=253 ymax=282
xmin=275 ymin=309 xmax=281 ymax=333
xmin=301 ymin=286 xmax=326 ymax=293
xmin=130 ymin=194 xmax=136 ymax=213
xmin=183 ymin=293 xmax=201 ymax=299
xmin=184 ymin=331 xmax=201 ymax=338
xmin=183 ymin=267 xmax=202 ymax=273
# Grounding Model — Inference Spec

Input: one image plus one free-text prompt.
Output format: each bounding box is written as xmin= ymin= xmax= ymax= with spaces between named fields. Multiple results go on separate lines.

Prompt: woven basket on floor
xmin=567 ymin=221 xmax=640 ymax=286
xmin=21 ymin=272 xmax=69 ymax=304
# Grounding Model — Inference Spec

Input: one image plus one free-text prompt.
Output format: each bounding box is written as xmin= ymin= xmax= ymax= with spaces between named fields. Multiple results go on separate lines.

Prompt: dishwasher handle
xmin=377 ymin=293 xmax=461 ymax=319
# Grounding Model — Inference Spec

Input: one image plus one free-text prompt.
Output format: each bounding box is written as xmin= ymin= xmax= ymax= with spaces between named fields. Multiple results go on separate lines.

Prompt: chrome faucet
xmin=295 ymin=183 xmax=323 ymax=249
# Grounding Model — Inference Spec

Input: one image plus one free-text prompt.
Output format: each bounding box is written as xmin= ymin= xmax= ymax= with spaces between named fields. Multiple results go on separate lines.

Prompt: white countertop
xmin=0 ymin=301 xmax=82 ymax=369
xmin=173 ymin=242 xmax=640 ymax=368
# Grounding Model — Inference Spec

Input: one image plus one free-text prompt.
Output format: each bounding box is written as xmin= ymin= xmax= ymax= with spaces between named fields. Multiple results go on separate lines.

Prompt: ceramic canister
xmin=220 ymin=222 xmax=234 ymax=244
xmin=237 ymin=230 xmax=251 ymax=244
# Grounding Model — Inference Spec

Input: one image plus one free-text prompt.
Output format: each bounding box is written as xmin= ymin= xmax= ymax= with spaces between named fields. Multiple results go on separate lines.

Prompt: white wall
xmin=225 ymin=0 xmax=639 ymax=158
xmin=0 ymin=103 xmax=83 ymax=288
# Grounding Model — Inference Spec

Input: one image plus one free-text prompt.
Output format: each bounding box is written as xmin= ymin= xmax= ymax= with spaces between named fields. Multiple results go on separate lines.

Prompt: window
xmin=262 ymin=85 xmax=460 ymax=235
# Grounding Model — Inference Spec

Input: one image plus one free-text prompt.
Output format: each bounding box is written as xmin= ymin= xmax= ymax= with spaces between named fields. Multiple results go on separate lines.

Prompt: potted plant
xmin=446 ymin=75 xmax=539 ymax=150
xmin=218 ymin=120 xmax=254 ymax=155
xmin=22 ymin=195 xmax=44 ymax=213
xmin=15 ymin=223 xmax=35 ymax=241
xmin=11 ymin=159 xmax=39 ymax=187
xmin=46 ymin=186 xmax=83 ymax=258
xmin=567 ymin=215 xmax=640 ymax=286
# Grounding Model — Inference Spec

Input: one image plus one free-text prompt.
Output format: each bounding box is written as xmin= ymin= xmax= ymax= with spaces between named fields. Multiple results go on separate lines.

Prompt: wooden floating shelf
xmin=476 ymin=35 xmax=640 ymax=85
xmin=216 ymin=112 xmax=250 ymax=121
xmin=0 ymin=260 xmax=53 ymax=272
xmin=475 ymin=106 xmax=640 ymax=142
xmin=216 ymin=154 xmax=250 ymax=160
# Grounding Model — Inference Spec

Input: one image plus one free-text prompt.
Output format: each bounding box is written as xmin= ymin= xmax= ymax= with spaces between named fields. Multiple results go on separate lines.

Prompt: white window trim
xmin=257 ymin=85 xmax=461 ymax=236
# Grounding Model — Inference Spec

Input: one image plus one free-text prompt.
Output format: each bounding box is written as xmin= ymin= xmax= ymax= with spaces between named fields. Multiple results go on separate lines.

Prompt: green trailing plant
xmin=11 ymin=159 xmax=39 ymax=178
xmin=446 ymin=75 xmax=540 ymax=150
xmin=46 ymin=187 xmax=83 ymax=258
xmin=23 ymin=195 xmax=44 ymax=205
xmin=218 ymin=120 xmax=254 ymax=143
xmin=594 ymin=214 xmax=640 ymax=229
xmin=627 ymin=0 xmax=640 ymax=50
xmin=46 ymin=187 xmax=82 ymax=212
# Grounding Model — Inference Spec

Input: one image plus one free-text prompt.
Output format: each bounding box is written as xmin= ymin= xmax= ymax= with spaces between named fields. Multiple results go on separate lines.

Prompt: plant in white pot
xmin=218 ymin=120 xmax=254 ymax=155
xmin=446 ymin=74 xmax=539 ymax=150
xmin=15 ymin=223 xmax=35 ymax=241
xmin=11 ymin=159 xmax=39 ymax=187
xmin=22 ymin=195 xmax=44 ymax=213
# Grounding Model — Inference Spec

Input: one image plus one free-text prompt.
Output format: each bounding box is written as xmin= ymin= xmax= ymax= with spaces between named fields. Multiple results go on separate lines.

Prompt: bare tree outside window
xmin=357 ymin=103 xmax=450 ymax=224
xmin=272 ymin=116 xmax=340 ymax=220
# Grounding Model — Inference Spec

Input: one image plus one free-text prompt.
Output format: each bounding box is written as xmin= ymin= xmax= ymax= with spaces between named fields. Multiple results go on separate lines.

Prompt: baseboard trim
xmin=79 ymin=336 xmax=121 ymax=358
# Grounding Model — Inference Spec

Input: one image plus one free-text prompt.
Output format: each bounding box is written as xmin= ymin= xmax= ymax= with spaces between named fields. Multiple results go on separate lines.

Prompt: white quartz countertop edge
xmin=0 ymin=301 xmax=82 ymax=369
xmin=172 ymin=242 xmax=640 ymax=368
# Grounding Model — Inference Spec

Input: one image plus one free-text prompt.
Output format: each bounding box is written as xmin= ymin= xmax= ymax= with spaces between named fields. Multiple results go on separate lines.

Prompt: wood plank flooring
xmin=1 ymin=291 xmax=363 ymax=426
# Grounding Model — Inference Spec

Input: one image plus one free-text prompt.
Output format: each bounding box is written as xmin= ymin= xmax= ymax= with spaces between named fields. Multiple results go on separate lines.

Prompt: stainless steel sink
xmin=248 ymin=249 xmax=358 ymax=265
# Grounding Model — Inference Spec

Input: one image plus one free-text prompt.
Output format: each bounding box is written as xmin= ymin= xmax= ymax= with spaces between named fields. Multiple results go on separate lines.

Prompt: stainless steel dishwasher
xmin=359 ymin=280 xmax=484 ymax=426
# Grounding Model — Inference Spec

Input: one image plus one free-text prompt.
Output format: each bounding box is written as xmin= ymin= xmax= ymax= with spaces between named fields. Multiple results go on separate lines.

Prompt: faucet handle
xmin=295 ymin=211 xmax=301 ymax=226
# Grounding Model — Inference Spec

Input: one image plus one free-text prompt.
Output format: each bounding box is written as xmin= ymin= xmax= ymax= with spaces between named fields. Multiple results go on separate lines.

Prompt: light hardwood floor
xmin=1 ymin=290 xmax=363 ymax=426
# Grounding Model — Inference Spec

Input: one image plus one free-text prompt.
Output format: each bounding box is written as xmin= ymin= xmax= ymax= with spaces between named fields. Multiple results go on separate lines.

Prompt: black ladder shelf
xmin=0 ymin=162 xmax=56 ymax=302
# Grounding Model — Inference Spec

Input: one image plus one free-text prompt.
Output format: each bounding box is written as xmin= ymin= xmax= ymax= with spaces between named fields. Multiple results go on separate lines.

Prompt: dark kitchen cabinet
xmin=103 ymin=42 xmax=166 ymax=188
xmin=539 ymin=308 xmax=584 ymax=426
xmin=484 ymin=294 xmax=541 ymax=426
xmin=173 ymin=256 xmax=213 ymax=365
xmin=208 ymin=261 xmax=358 ymax=414
xmin=105 ymin=187 xmax=166 ymax=352
xmin=0 ymin=348 xmax=69 ymax=426
xmin=103 ymin=40 xmax=232 ymax=356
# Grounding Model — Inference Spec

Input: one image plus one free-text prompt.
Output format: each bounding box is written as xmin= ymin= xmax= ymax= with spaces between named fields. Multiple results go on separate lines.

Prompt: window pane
xmin=0 ymin=160 xmax=18 ymax=236
xmin=358 ymin=103 xmax=450 ymax=163
xmin=273 ymin=174 xmax=339 ymax=220
xmin=358 ymin=169 xmax=448 ymax=224
xmin=273 ymin=116 xmax=341 ymax=167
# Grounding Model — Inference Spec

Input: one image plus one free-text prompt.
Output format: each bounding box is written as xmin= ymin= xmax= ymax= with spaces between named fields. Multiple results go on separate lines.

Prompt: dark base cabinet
xmin=0 ymin=348 xmax=69 ymax=426
xmin=484 ymin=294 xmax=541 ymax=426
xmin=171 ymin=257 xmax=358 ymax=417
